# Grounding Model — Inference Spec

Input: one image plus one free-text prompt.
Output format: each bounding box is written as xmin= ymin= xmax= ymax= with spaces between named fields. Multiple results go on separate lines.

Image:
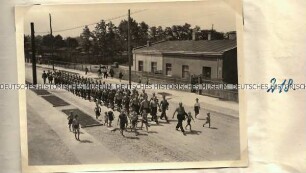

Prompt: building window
xmin=202 ymin=66 xmax=211 ymax=79
xmin=138 ymin=61 xmax=143 ymax=71
xmin=166 ymin=63 xmax=172 ymax=76
xmin=182 ymin=65 xmax=189 ymax=78
xmin=151 ymin=62 xmax=157 ymax=73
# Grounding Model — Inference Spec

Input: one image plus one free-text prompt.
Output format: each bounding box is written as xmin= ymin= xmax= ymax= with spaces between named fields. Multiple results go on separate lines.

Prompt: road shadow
xmin=70 ymin=131 xmax=85 ymax=134
xmin=79 ymin=139 xmax=93 ymax=143
xmin=148 ymin=131 xmax=158 ymax=134
xmin=124 ymin=130 xmax=138 ymax=134
xmin=164 ymin=119 xmax=177 ymax=123
xmin=185 ymin=130 xmax=202 ymax=135
xmin=137 ymin=132 xmax=148 ymax=136
xmin=202 ymin=126 xmax=218 ymax=130
xmin=197 ymin=118 xmax=208 ymax=121
xmin=148 ymin=123 xmax=163 ymax=126
xmin=124 ymin=136 xmax=140 ymax=140
xmin=158 ymin=121 xmax=170 ymax=124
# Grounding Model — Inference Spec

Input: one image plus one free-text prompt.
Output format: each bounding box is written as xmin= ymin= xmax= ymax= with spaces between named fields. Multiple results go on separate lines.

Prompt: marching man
xmin=172 ymin=102 xmax=187 ymax=135
xmin=94 ymin=103 xmax=101 ymax=119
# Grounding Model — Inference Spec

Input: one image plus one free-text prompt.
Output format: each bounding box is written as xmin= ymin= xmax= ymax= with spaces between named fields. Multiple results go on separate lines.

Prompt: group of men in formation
xmin=41 ymin=69 xmax=212 ymax=139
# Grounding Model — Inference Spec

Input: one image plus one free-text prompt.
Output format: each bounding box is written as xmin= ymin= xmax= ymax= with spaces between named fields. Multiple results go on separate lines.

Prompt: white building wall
xmin=132 ymin=53 xmax=163 ymax=72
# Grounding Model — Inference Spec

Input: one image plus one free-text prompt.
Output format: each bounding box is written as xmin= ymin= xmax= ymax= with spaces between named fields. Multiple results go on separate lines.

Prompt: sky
xmin=23 ymin=0 xmax=238 ymax=38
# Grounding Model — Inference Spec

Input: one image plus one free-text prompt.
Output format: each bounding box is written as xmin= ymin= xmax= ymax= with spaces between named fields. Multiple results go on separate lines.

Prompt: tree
xmin=35 ymin=35 xmax=43 ymax=55
xmin=164 ymin=27 xmax=174 ymax=40
xmin=149 ymin=26 xmax=165 ymax=42
xmin=54 ymin=34 xmax=66 ymax=48
xmin=93 ymin=20 xmax=107 ymax=54
xmin=65 ymin=37 xmax=79 ymax=49
xmin=65 ymin=37 xmax=79 ymax=62
xmin=156 ymin=26 xmax=164 ymax=41
xmin=80 ymin=25 xmax=92 ymax=63
xmin=118 ymin=18 xmax=140 ymax=48
xmin=80 ymin=26 xmax=92 ymax=54
xmin=182 ymin=23 xmax=192 ymax=40
xmin=42 ymin=34 xmax=54 ymax=48
xmin=149 ymin=26 xmax=157 ymax=41
xmin=169 ymin=23 xmax=193 ymax=40
xmin=138 ymin=21 xmax=149 ymax=45
xmin=105 ymin=22 xmax=123 ymax=58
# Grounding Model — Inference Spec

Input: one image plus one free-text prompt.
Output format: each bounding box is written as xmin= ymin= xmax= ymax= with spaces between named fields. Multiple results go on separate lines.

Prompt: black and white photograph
xmin=16 ymin=0 xmax=247 ymax=172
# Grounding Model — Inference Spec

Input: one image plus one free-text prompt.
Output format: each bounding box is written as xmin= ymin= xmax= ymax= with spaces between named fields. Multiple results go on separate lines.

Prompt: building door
xmin=182 ymin=65 xmax=189 ymax=78
xmin=202 ymin=66 xmax=211 ymax=79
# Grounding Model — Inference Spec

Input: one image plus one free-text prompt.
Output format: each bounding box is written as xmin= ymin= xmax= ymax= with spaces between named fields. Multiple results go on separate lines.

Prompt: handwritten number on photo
xmin=267 ymin=78 xmax=294 ymax=93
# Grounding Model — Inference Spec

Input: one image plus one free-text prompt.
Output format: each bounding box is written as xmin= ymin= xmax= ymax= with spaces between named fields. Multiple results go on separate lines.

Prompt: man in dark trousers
xmin=48 ymin=72 xmax=53 ymax=84
xmin=42 ymin=71 xmax=47 ymax=84
xmin=94 ymin=103 xmax=101 ymax=119
xmin=72 ymin=114 xmax=81 ymax=140
xmin=108 ymin=110 xmax=114 ymax=127
xmin=160 ymin=95 xmax=169 ymax=123
xmin=85 ymin=67 xmax=89 ymax=75
xmin=67 ymin=111 xmax=74 ymax=132
xmin=140 ymin=109 xmax=149 ymax=132
xmin=172 ymin=102 xmax=187 ymax=135
xmin=130 ymin=109 xmax=138 ymax=136
xmin=140 ymin=96 xmax=150 ymax=115
xmin=117 ymin=110 xmax=128 ymax=136
xmin=119 ymin=71 xmax=123 ymax=82
xmin=109 ymin=68 xmax=114 ymax=78
xmin=150 ymin=97 xmax=160 ymax=124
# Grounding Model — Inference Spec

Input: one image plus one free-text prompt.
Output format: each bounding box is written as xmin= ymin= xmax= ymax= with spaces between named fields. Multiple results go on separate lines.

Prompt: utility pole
xmin=49 ymin=13 xmax=54 ymax=71
xmin=30 ymin=23 xmax=37 ymax=85
xmin=128 ymin=9 xmax=132 ymax=88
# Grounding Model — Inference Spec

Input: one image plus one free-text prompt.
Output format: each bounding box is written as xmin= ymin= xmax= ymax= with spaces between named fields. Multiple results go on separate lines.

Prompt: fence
xmin=42 ymin=60 xmax=111 ymax=73
xmin=116 ymin=66 xmax=239 ymax=102
xmin=191 ymin=76 xmax=239 ymax=102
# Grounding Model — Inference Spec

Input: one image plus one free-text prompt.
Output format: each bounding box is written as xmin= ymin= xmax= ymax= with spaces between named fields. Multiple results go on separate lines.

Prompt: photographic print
xmin=15 ymin=0 xmax=247 ymax=172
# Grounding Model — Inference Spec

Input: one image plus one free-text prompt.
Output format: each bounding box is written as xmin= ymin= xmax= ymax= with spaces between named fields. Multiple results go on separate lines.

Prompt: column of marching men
xmin=42 ymin=70 xmax=212 ymax=140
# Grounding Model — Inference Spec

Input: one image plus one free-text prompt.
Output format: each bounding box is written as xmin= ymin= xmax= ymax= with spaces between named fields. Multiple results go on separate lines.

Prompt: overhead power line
xmin=35 ymin=9 xmax=147 ymax=34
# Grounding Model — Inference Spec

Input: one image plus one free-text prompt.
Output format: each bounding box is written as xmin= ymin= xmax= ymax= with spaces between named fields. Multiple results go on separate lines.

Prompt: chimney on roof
xmin=147 ymin=40 xmax=151 ymax=47
xmin=192 ymin=28 xmax=198 ymax=41
xmin=208 ymin=32 xmax=212 ymax=41
xmin=208 ymin=24 xmax=214 ymax=41
xmin=228 ymin=31 xmax=236 ymax=40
